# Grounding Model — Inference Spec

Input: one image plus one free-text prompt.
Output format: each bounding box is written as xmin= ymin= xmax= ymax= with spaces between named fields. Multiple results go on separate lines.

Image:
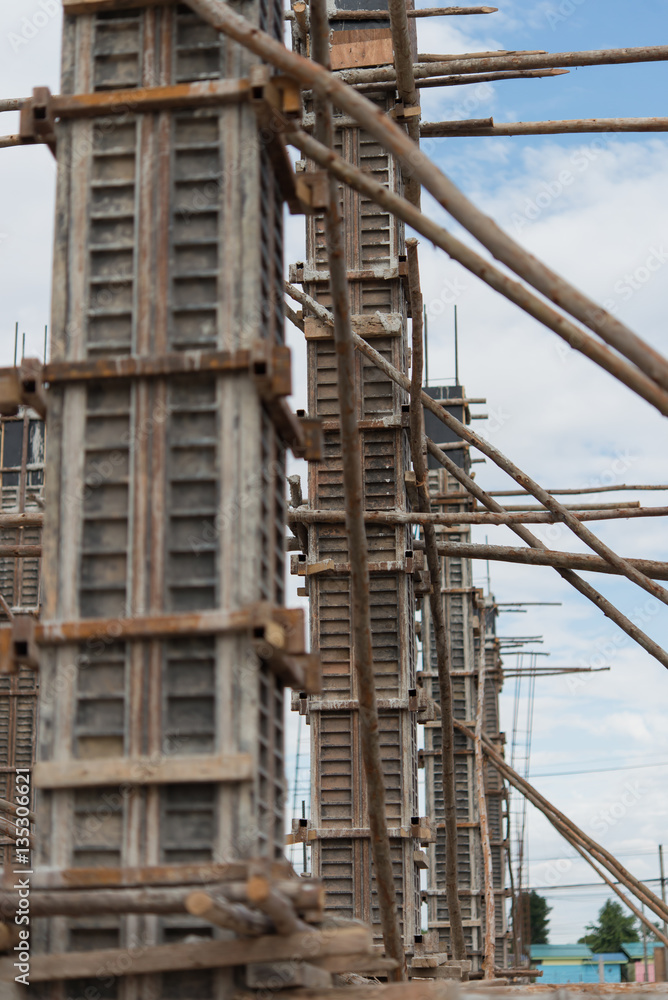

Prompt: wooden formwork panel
xmin=35 ymin=3 xmax=287 ymax=995
xmin=0 ymin=413 xmax=44 ymax=616
xmin=0 ymin=413 xmax=43 ymax=865
xmin=300 ymin=101 xmax=421 ymax=945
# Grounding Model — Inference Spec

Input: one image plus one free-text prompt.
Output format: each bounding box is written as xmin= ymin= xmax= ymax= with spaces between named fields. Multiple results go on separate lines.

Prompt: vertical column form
xmin=291 ymin=5 xmax=422 ymax=947
xmin=35 ymin=3 xmax=287 ymax=997
xmin=421 ymin=387 xmax=508 ymax=971
xmin=0 ymin=411 xmax=43 ymax=865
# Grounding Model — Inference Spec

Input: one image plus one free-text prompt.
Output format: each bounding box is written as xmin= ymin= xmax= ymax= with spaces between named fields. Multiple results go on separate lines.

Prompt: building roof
xmin=531 ymin=945 xmax=594 ymax=960
xmin=589 ymin=953 xmax=628 ymax=964
xmin=621 ymin=942 xmax=652 ymax=961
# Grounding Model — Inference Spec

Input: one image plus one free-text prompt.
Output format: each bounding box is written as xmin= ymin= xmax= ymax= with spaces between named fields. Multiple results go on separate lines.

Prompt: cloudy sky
xmin=1 ymin=0 xmax=667 ymax=947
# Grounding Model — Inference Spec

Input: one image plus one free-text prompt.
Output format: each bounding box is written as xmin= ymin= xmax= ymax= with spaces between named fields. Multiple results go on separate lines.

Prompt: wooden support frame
xmin=0 ymin=926 xmax=373 ymax=982
xmin=34 ymin=604 xmax=320 ymax=693
xmin=33 ymin=752 xmax=253 ymax=789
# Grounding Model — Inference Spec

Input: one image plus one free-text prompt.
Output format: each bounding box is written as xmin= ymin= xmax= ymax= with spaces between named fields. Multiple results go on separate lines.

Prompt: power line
xmin=525 ymin=878 xmax=662 ymax=892
xmin=530 ymin=761 xmax=668 ymax=778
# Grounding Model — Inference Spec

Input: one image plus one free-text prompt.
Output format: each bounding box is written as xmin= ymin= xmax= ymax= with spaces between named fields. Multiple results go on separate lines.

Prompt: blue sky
xmin=1 ymin=0 xmax=667 ymax=948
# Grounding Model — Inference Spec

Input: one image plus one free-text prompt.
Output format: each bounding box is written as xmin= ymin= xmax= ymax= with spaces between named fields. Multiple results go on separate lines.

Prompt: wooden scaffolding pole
xmin=182 ymin=1 xmax=668 ymax=394
xmin=285 ymin=128 xmax=668 ymax=419
xmin=430 ymin=539 xmax=668 ymax=581
xmin=474 ymin=646 xmax=495 ymax=977
xmin=288 ymin=506 xmax=668 ymax=527
xmin=310 ymin=0 xmax=405 ymax=976
xmin=356 ymin=68 xmax=568 ymax=92
xmin=406 ymin=240 xmax=466 ymax=960
xmin=386 ymin=0 xmax=420 ymax=205
xmin=337 ymin=44 xmax=668 ymax=84
xmin=455 ymin=721 xmax=668 ymax=927
xmin=422 ymin=116 xmax=668 ymax=136
xmin=286 ymin=282 xmax=668 ymax=671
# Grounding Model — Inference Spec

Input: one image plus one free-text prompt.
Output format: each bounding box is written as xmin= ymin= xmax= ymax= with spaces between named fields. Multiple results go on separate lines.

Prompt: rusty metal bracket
xmin=19 ymin=88 xmax=56 ymax=156
xmin=0 ymin=359 xmax=47 ymax=419
xmin=35 ymin=604 xmax=321 ymax=693
xmin=293 ymin=171 xmax=330 ymax=214
xmin=0 ymin=616 xmax=39 ymax=675
xmin=44 ymin=346 xmax=321 ymax=459
xmin=249 ymin=68 xmax=306 ymax=213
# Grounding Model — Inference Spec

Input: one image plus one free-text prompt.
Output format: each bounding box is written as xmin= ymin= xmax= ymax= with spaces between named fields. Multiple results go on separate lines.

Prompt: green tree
xmin=515 ymin=890 xmax=552 ymax=944
xmin=529 ymin=890 xmax=552 ymax=945
xmin=578 ymin=900 xmax=639 ymax=952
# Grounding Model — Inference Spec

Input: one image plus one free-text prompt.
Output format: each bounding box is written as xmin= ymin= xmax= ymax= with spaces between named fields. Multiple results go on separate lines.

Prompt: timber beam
xmin=3 ymin=605 xmax=321 ymax=693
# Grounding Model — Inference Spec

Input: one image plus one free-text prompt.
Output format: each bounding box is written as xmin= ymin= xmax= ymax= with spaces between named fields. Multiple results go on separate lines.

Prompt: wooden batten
xmin=33 ymin=753 xmax=254 ymax=789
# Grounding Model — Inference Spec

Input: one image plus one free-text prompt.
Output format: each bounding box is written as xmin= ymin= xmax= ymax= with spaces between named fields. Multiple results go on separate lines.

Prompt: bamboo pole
xmin=285 ymin=129 xmax=668 ymax=419
xmin=406 ymin=240 xmax=466 ymax=961
xmin=356 ymin=68 xmax=569 ymax=93
xmin=431 ymin=539 xmax=668 ymax=581
xmin=422 ymin=116 xmax=668 ymax=136
xmin=455 ymin=721 xmax=668 ymax=924
xmin=284 ymin=281 xmax=668 ymax=669
xmin=474 ymin=647 xmax=495 ymax=977
xmin=183 ymin=0 xmax=668 ymax=393
xmin=309 ymin=0 xmax=405 ymax=976
xmin=288 ymin=505 xmax=668 ymax=527
xmin=0 ymin=135 xmax=22 ymax=149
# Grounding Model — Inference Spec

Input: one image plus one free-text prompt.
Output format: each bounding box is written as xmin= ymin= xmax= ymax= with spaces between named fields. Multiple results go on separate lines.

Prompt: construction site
xmin=0 ymin=0 xmax=666 ymax=996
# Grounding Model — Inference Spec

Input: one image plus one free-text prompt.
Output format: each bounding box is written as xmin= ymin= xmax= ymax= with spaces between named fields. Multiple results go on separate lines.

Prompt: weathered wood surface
xmin=0 ymin=927 xmax=373 ymax=982
xmin=34 ymin=752 xmax=253 ymax=789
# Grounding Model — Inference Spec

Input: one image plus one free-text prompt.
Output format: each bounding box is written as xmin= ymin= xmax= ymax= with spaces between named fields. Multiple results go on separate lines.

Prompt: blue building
xmin=530 ymin=944 xmax=628 ymax=983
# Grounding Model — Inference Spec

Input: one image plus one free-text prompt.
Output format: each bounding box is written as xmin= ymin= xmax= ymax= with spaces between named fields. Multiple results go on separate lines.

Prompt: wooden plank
xmin=0 ymin=927 xmax=373 ymax=982
xmin=53 ymin=80 xmax=250 ymax=118
xmin=330 ymin=29 xmax=394 ymax=71
xmin=33 ymin=753 xmax=253 ymax=789
xmin=36 ymin=603 xmax=300 ymax=645
xmin=27 ymin=861 xmax=295 ymax=891
xmin=304 ymin=315 xmax=402 ymax=340
xmin=44 ymin=348 xmax=253 ymax=383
